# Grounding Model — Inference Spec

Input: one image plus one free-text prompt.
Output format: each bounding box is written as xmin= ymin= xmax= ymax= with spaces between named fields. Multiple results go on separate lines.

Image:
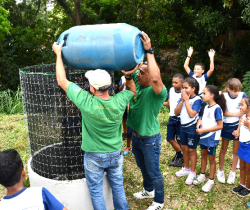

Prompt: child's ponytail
xmin=216 ymin=94 xmax=227 ymax=113
xmin=206 ymin=85 xmax=227 ymax=113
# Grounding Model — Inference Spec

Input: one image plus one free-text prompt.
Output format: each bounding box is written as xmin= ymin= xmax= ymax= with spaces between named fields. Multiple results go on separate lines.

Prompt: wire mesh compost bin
xmin=20 ymin=64 xmax=115 ymax=180
xmin=19 ymin=64 xmax=115 ymax=209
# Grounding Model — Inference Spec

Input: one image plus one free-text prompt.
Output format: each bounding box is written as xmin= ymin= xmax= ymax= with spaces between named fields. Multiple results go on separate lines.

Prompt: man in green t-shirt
xmin=127 ymin=32 xmax=167 ymax=210
xmin=52 ymin=40 xmax=140 ymax=210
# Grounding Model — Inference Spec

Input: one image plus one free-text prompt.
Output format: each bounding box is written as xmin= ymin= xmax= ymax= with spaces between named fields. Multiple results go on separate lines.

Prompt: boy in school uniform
xmin=163 ymin=73 xmax=184 ymax=167
xmin=0 ymin=149 xmax=67 ymax=210
xmin=183 ymin=47 xmax=216 ymax=117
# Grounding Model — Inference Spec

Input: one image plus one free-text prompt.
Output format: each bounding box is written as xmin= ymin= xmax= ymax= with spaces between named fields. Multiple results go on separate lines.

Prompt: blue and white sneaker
xmin=123 ymin=147 xmax=131 ymax=155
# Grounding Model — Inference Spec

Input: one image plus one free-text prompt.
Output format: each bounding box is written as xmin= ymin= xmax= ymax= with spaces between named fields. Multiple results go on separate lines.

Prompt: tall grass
xmin=0 ymin=87 xmax=23 ymax=114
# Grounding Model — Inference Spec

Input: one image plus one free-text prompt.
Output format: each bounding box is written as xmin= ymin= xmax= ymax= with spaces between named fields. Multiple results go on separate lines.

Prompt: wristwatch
xmin=145 ymin=47 xmax=154 ymax=54
xmin=125 ymin=75 xmax=133 ymax=80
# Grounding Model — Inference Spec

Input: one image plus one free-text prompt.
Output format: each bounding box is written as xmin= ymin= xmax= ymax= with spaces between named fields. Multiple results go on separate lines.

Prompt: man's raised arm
xmin=52 ymin=41 xmax=70 ymax=92
xmin=140 ymin=32 xmax=163 ymax=95
xmin=121 ymin=63 xmax=142 ymax=97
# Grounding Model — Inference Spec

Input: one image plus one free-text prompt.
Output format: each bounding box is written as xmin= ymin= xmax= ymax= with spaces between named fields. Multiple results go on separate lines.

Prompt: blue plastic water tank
xmin=57 ymin=23 xmax=145 ymax=71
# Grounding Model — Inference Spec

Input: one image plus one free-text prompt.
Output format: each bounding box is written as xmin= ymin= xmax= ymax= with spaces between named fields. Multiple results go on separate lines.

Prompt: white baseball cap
xmin=85 ymin=69 xmax=112 ymax=90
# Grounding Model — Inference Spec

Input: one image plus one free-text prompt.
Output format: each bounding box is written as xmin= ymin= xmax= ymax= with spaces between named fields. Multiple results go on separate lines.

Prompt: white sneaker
xmin=193 ymin=174 xmax=206 ymax=185
xmin=146 ymin=201 xmax=164 ymax=210
xmin=175 ymin=167 xmax=190 ymax=177
xmin=185 ymin=172 xmax=196 ymax=185
xmin=227 ymin=171 xmax=236 ymax=184
xmin=202 ymin=180 xmax=214 ymax=192
xmin=133 ymin=188 xmax=155 ymax=199
xmin=217 ymin=170 xmax=225 ymax=183
xmin=236 ymin=159 xmax=240 ymax=169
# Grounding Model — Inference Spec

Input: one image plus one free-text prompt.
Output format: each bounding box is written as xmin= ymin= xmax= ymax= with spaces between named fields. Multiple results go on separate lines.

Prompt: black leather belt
xmin=132 ymin=130 xmax=151 ymax=138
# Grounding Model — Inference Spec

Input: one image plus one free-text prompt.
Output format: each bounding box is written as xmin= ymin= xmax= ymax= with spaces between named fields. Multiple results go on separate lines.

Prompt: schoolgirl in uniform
xmin=232 ymin=96 xmax=250 ymax=197
xmin=194 ymin=85 xmax=227 ymax=192
xmin=174 ymin=77 xmax=202 ymax=185
xmin=217 ymin=78 xmax=247 ymax=184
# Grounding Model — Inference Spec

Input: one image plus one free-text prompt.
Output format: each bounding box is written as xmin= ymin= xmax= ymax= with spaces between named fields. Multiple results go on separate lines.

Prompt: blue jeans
xmin=132 ymin=131 xmax=164 ymax=204
xmin=84 ymin=149 xmax=129 ymax=210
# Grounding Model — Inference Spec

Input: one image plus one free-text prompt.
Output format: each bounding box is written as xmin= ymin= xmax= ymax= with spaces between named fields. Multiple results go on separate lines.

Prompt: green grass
xmin=0 ymin=112 xmax=249 ymax=209
xmin=0 ymin=88 xmax=23 ymax=114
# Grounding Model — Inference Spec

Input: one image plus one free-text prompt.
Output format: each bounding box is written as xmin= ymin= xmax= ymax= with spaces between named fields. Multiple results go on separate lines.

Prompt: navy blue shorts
xmin=238 ymin=141 xmax=250 ymax=164
xmin=200 ymin=144 xmax=217 ymax=156
xmin=123 ymin=107 xmax=128 ymax=119
xmin=166 ymin=117 xmax=180 ymax=141
xmin=180 ymin=129 xmax=199 ymax=149
xmin=221 ymin=123 xmax=239 ymax=140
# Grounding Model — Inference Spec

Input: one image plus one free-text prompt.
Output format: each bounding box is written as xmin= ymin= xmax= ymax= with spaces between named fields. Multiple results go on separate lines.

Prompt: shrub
xmin=233 ymin=34 xmax=250 ymax=77
xmin=0 ymin=88 xmax=23 ymax=114
xmin=242 ymin=71 xmax=250 ymax=96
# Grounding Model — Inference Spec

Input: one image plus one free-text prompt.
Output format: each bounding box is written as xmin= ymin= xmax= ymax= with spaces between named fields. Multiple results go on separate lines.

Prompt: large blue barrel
xmin=57 ymin=23 xmax=145 ymax=71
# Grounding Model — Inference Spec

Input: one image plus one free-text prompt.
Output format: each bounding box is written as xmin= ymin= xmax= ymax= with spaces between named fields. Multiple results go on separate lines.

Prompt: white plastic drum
xmin=28 ymin=157 xmax=114 ymax=210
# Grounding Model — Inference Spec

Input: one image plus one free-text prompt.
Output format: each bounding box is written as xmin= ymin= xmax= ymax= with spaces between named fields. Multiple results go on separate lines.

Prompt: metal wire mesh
xmin=20 ymin=64 xmax=115 ymax=180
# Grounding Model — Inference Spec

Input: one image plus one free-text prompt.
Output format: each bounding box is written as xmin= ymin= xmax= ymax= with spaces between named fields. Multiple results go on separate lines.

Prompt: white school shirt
xmin=189 ymin=71 xmax=209 ymax=96
xmin=240 ymin=114 xmax=250 ymax=143
xmin=179 ymin=95 xmax=202 ymax=127
xmin=119 ymin=76 xmax=126 ymax=91
xmin=0 ymin=187 xmax=64 ymax=210
xmin=168 ymin=87 xmax=181 ymax=117
xmin=200 ymin=104 xmax=223 ymax=141
xmin=223 ymin=92 xmax=247 ymax=124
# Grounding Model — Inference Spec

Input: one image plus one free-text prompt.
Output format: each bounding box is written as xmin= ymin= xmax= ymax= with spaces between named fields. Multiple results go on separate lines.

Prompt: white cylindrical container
xmin=28 ymin=157 xmax=114 ymax=210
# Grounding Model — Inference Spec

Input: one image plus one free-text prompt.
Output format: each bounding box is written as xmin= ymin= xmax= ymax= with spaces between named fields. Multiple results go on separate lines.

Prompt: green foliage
xmin=2 ymin=0 xmax=42 ymax=27
xmin=160 ymin=105 xmax=169 ymax=114
xmin=233 ymin=33 xmax=250 ymax=76
xmin=0 ymin=0 xmax=62 ymax=90
xmin=242 ymin=71 xmax=250 ymax=96
xmin=193 ymin=6 xmax=227 ymax=37
xmin=0 ymin=0 xmax=61 ymax=90
xmin=238 ymin=0 xmax=250 ymax=24
xmin=0 ymin=5 xmax=11 ymax=41
xmin=0 ymin=23 xmax=58 ymax=90
xmin=0 ymin=88 xmax=23 ymax=114
xmin=91 ymin=0 xmax=121 ymax=24
xmin=223 ymin=0 xmax=233 ymax=8
xmin=116 ymin=0 xmax=175 ymax=47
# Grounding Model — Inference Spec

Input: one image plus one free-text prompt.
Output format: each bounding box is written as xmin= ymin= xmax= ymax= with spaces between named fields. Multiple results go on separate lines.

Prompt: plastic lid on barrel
xmin=134 ymin=31 xmax=145 ymax=64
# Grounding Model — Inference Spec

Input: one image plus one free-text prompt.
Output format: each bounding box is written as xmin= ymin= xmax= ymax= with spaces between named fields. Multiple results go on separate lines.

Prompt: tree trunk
xmin=74 ymin=0 xmax=81 ymax=25
xmin=24 ymin=0 xmax=28 ymax=26
xmin=28 ymin=0 xmax=41 ymax=26
xmin=12 ymin=0 xmax=41 ymax=27
xmin=56 ymin=0 xmax=82 ymax=25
